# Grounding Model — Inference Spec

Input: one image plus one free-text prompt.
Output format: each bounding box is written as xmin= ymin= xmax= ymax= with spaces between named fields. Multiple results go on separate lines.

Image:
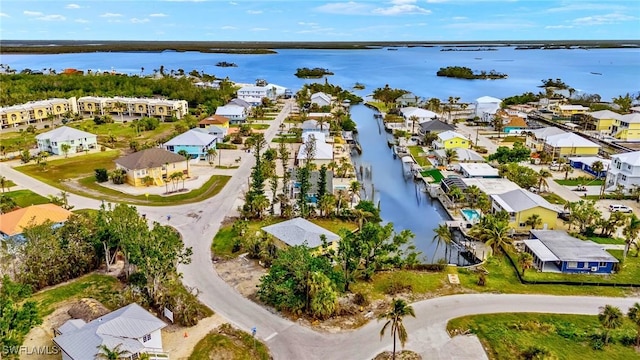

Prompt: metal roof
xmin=262 ymin=217 xmax=340 ymax=248
xmin=522 ymin=239 xmax=559 ymax=262
xmin=530 ymin=230 xmax=619 ymax=263
xmin=115 ymin=148 xmax=186 ymax=170
xmin=164 ymin=129 xmax=217 ymax=147
xmin=491 ymin=189 xmax=559 ymax=213
xmin=35 ymin=126 xmax=96 ymax=141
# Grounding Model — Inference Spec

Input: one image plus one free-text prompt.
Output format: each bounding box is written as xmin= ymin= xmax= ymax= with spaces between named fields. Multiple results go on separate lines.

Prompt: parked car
xmin=609 ymin=204 xmax=633 ymax=213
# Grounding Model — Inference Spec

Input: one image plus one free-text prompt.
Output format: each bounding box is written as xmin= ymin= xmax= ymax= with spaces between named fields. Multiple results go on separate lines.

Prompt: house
xmin=194 ymin=126 xmax=226 ymax=142
xmin=297 ymin=132 xmax=334 ymax=167
xmin=163 ymin=129 xmax=217 ymax=160
xmin=491 ymin=189 xmax=559 ymax=231
xmin=458 ymin=163 xmax=499 ymax=178
xmin=401 ymin=107 xmax=439 ymax=131
xmin=503 ymin=117 xmax=528 ymax=133
xmin=35 ymin=126 xmax=97 ymax=155
xmin=301 ymin=119 xmax=330 ymax=135
xmin=0 ymin=204 xmax=73 ymax=241
xmin=605 ymin=151 xmax=640 ymax=192
xmin=474 ymin=96 xmax=502 ymax=122
xmin=115 ymin=148 xmax=188 ymax=187
xmin=310 ymin=92 xmax=332 ymax=107
xmin=441 ymin=178 xmax=520 ymax=196
xmin=418 ymin=120 xmax=455 ymax=136
xmin=432 ymin=130 xmax=470 ymax=150
xmin=613 ymin=113 xmax=640 ymax=141
xmin=567 ymin=156 xmax=610 ymax=178
xmin=434 ymin=148 xmax=485 ymax=165
xmin=53 ymin=303 xmax=168 ymax=360
xmin=395 ymin=93 xmax=420 ymax=107
xmin=1 ymin=98 xmax=78 ymax=127
xmin=228 ymin=98 xmax=253 ymax=110
xmin=523 ymin=230 xmax=618 ymax=274
xmin=215 ymin=104 xmax=247 ymax=124
xmin=585 ymin=110 xmax=621 ymax=133
xmin=237 ymin=85 xmax=277 ymax=105
xmin=543 ymin=133 xmax=600 ymax=158
xmin=525 ymin=127 xmax=567 ymax=151
xmin=262 ymin=217 xmax=340 ymax=249
xmin=290 ymin=169 xmax=334 ymax=203
xmin=553 ymin=104 xmax=589 ymax=117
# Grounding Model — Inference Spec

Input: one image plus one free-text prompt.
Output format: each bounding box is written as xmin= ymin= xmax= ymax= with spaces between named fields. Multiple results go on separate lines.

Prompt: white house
xmin=301 ymin=119 xmax=330 ymax=136
xmin=297 ymin=132 xmax=333 ymax=167
xmin=474 ymin=96 xmax=502 ymax=122
xmin=310 ymin=92 xmax=332 ymax=107
xmin=215 ymin=104 xmax=247 ymax=124
xmin=237 ymin=85 xmax=277 ymax=105
xmin=163 ymin=129 xmax=217 ymax=160
xmin=606 ymin=151 xmax=640 ymax=192
xmin=35 ymin=126 xmax=97 ymax=155
xmin=400 ymin=107 xmax=439 ymax=124
xmin=53 ymin=303 xmax=168 ymax=360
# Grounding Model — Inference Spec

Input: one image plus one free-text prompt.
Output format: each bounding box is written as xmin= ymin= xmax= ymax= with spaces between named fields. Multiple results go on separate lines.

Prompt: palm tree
xmin=206 ymin=148 xmax=217 ymax=166
xmin=623 ymin=214 xmax=640 ymax=260
xmin=627 ymin=302 xmax=640 ymax=346
xmin=96 ymin=343 xmax=130 ymax=360
xmin=378 ymin=298 xmax=416 ymax=360
xmin=409 ymin=115 xmax=419 ymax=135
xmin=537 ymin=169 xmax=552 ymax=193
xmin=444 ymin=148 xmax=458 ymax=165
xmin=351 ymin=208 xmax=373 ymax=230
xmin=318 ymin=194 xmax=336 ymax=218
xmin=0 ymin=176 xmax=7 ymax=193
xmin=349 ymin=180 xmax=361 ymax=206
xmin=464 ymin=185 xmax=481 ymax=209
xmin=591 ymin=160 xmax=605 ymax=179
xmin=432 ymin=224 xmax=453 ymax=263
xmin=447 ymin=186 xmax=464 ymax=210
xmin=525 ymin=214 xmax=542 ymax=230
xmin=518 ymin=252 xmax=534 ymax=275
xmin=598 ymin=305 xmax=623 ymax=345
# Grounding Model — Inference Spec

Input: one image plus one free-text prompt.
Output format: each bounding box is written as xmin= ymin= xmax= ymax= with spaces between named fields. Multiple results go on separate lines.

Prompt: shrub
xmin=384 ymin=282 xmax=412 ymax=295
xmin=353 ymin=292 xmax=369 ymax=306
xmin=590 ymin=333 xmax=606 ymax=350
xmin=100 ymin=145 xmax=106 ymax=152
xmin=217 ymin=143 xmax=238 ymax=150
xmin=95 ymin=168 xmax=109 ymax=183
xmin=477 ymin=272 xmax=487 ymax=286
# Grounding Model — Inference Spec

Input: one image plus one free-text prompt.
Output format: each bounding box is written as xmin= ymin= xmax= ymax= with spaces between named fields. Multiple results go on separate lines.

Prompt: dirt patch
xmin=163 ymin=314 xmax=226 ymax=360
xmin=20 ymin=302 xmax=74 ymax=360
xmin=373 ymin=350 xmax=423 ymax=360
xmin=214 ymin=255 xmax=266 ymax=298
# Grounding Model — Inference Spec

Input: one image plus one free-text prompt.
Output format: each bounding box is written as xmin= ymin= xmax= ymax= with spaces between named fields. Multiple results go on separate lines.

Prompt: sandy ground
xmin=162 ymin=314 xmax=226 ymax=360
xmin=214 ymin=254 xmax=266 ymax=299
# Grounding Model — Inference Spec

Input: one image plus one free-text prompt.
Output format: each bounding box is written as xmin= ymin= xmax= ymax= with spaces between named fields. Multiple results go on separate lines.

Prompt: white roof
xmin=568 ymin=156 xmax=611 ymax=169
xmin=588 ymin=110 xmax=623 ymax=120
xmin=610 ymin=151 xmax=640 ymax=167
xmin=460 ymin=178 xmax=521 ymax=195
xmin=401 ymin=107 xmax=438 ymax=120
xmin=434 ymin=148 xmax=485 ymax=162
xmin=522 ymin=239 xmax=559 ymax=262
xmin=529 ymin=127 xmax=566 ymax=139
xmin=35 ymin=126 xmax=96 ymax=141
xmin=298 ymin=132 xmax=333 ymax=160
xmin=558 ymin=104 xmax=589 ymax=111
xmin=262 ymin=217 xmax=339 ymax=248
xmin=544 ymin=133 xmax=600 ymax=148
xmin=620 ymin=113 xmax=640 ymax=124
xmin=311 ymin=92 xmax=332 ymax=103
xmin=164 ymin=129 xmax=217 ymax=146
xmin=459 ymin=163 xmax=498 ymax=177
xmin=215 ymin=104 xmax=245 ymax=116
xmin=475 ymin=96 xmax=502 ymax=103
xmin=491 ymin=188 xmax=559 ymax=213
xmin=437 ymin=130 xmax=469 ymax=141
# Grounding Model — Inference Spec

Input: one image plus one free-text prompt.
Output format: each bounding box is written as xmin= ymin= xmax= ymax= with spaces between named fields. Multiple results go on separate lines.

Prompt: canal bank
xmin=350 ymin=104 xmax=479 ymax=264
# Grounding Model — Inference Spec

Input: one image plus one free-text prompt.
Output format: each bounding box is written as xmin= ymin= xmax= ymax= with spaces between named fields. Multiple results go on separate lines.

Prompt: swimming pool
xmin=461 ymin=208 xmax=482 ymax=223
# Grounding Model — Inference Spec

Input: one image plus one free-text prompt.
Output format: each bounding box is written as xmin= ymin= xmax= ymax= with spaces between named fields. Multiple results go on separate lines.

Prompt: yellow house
xmin=114 ymin=148 xmax=189 ymax=187
xmin=261 ymin=217 xmax=340 ymax=252
xmin=78 ymin=96 xmax=106 ymax=117
xmin=543 ymin=133 xmax=600 ymax=159
xmin=491 ymin=189 xmax=559 ymax=231
xmin=432 ymin=130 xmax=470 ymax=150
xmin=1 ymin=105 xmax=30 ymax=127
xmin=553 ymin=104 xmax=589 ymax=117
xmin=198 ymin=115 xmax=230 ymax=129
xmin=587 ymin=110 xmax=621 ymax=132
xmin=613 ymin=113 xmax=640 ymax=141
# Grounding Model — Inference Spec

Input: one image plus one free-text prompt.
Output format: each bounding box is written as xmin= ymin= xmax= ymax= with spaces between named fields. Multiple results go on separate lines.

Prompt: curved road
xmin=2 ymin=101 xmax=639 ymax=359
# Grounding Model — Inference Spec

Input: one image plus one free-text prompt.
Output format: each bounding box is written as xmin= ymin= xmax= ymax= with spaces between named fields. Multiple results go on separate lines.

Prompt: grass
xmin=3 ymin=189 xmax=50 ymax=207
xmin=420 ymin=168 xmax=444 ymax=183
xmin=447 ymin=313 xmax=639 ymax=360
xmin=0 ymin=131 xmax=38 ymax=153
xmin=69 ymin=120 xmax=178 ymax=148
xmin=350 ymin=269 xmax=449 ymax=301
xmin=542 ymin=192 xmax=566 ymax=205
xmin=16 ymin=150 xmax=121 ymax=183
xmin=499 ymin=136 xmax=526 ymax=143
xmin=555 ymin=178 xmax=604 ymax=186
xmin=188 ymin=323 xmax=271 ymax=360
xmin=407 ymin=146 xmax=430 ymax=167
xmin=230 ymin=123 xmax=270 ymax=130
xmin=271 ymin=136 xmax=300 ymax=143
xmin=28 ymin=273 xmax=121 ymax=316
xmin=588 ymin=236 xmax=626 ymax=245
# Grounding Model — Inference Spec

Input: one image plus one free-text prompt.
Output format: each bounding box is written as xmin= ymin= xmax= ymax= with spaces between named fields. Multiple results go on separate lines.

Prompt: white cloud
xmin=149 ymin=13 xmax=167 ymax=17
xmin=572 ymin=13 xmax=636 ymax=26
xmin=0 ymin=13 xmax=8 ymax=17
xmin=391 ymin=0 xmax=416 ymax=4
xmin=315 ymin=1 xmax=430 ymax=16
xmin=131 ymin=18 xmax=150 ymax=24
xmin=251 ymin=27 xmax=269 ymax=31
xmin=24 ymin=11 xmax=44 ymax=16
xmin=314 ymin=2 xmax=372 ymax=15
xmin=247 ymin=10 xmax=263 ymax=14
xmin=547 ymin=3 xmax=626 ymax=13
xmin=221 ymin=25 xmax=237 ymax=30
xmin=229 ymin=2 xmax=238 ymax=5
xmin=65 ymin=3 xmax=81 ymax=9
xmin=100 ymin=13 xmax=122 ymax=18
xmin=452 ymin=16 xmax=467 ymax=21
xmin=75 ymin=18 xmax=89 ymax=23
xmin=298 ymin=22 xmax=319 ymax=26
xmin=545 ymin=25 xmax=574 ymax=29
xmin=38 ymin=14 xmax=66 ymax=21
xmin=444 ymin=21 xmax=534 ymax=30
xmin=372 ymin=4 xmax=431 ymax=15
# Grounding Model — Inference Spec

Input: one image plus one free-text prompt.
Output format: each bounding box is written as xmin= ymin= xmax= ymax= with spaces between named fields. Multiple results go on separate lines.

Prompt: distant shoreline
xmin=1 ymin=40 xmax=638 ymax=55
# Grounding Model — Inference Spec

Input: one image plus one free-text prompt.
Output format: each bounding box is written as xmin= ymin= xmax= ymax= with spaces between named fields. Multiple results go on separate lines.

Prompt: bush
xmin=590 ymin=333 xmax=606 ymax=350
xmin=95 ymin=168 xmax=109 ymax=183
xmin=100 ymin=145 xmax=106 ymax=152
xmin=217 ymin=143 xmax=238 ymax=150
xmin=384 ymin=282 xmax=412 ymax=295
xmin=353 ymin=292 xmax=369 ymax=306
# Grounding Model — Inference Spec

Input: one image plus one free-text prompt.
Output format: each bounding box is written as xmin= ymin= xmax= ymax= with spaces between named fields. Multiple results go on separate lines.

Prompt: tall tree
xmin=598 ymin=305 xmax=623 ymax=345
xmin=518 ymin=252 xmax=534 ymax=275
xmin=432 ymin=224 xmax=453 ymax=263
xmin=317 ymin=164 xmax=328 ymax=200
xmin=525 ymin=214 xmax=542 ymax=230
xmin=627 ymin=302 xmax=640 ymax=347
xmin=60 ymin=143 xmax=71 ymax=158
xmin=378 ymin=299 xmax=416 ymax=360
xmin=623 ymin=214 xmax=640 ymax=260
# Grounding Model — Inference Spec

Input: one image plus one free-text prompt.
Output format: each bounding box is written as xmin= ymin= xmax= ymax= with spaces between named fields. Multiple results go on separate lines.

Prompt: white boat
xmin=401 ymin=156 xmax=415 ymax=177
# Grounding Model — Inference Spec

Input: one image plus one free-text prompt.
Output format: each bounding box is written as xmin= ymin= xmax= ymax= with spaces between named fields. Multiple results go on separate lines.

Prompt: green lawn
xmin=420 ymin=168 xmax=444 ymax=183
xmin=0 ymin=131 xmax=38 ymax=153
xmin=3 ymin=189 xmax=50 ymax=207
xmin=408 ymin=146 xmax=430 ymax=167
xmin=351 ymin=269 xmax=449 ymax=301
xmin=189 ymin=324 xmax=271 ymax=360
xmin=588 ymin=236 xmax=626 ymax=245
xmin=555 ymin=178 xmax=604 ymax=186
xmin=499 ymin=136 xmax=526 ymax=143
xmin=16 ymin=150 xmax=121 ymax=183
xmin=69 ymin=120 xmax=179 ymax=148
xmin=542 ymin=192 xmax=566 ymax=205
xmin=448 ymin=313 xmax=639 ymax=360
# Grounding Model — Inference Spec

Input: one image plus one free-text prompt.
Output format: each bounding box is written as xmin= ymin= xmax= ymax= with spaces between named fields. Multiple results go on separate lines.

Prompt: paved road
xmin=3 ymin=101 xmax=640 ymax=359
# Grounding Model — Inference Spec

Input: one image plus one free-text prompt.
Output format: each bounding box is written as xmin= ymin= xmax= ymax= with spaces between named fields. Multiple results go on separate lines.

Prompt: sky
xmin=0 ymin=0 xmax=638 ymax=42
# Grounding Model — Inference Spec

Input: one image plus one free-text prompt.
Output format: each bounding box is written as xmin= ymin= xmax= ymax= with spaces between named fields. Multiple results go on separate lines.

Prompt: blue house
xmin=523 ymin=230 xmax=618 ymax=274
xmin=568 ymin=157 xmax=610 ymax=179
xmin=163 ymin=129 xmax=217 ymax=160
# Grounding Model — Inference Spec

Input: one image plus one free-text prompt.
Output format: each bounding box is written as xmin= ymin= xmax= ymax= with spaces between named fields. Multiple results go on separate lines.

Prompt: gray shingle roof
xmin=262 ymin=217 xmax=340 ymax=248
xmin=529 ymin=230 xmax=619 ymax=263
xmin=164 ymin=129 xmax=217 ymax=147
xmin=419 ymin=120 xmax=455 ymax=133
xmin=115 ymin=148 xmax=186 ymax=170
xmin=491 ymin=188 xmax=559 ymax=213
xmin=53 ymin=303 xmax=167 ymax=360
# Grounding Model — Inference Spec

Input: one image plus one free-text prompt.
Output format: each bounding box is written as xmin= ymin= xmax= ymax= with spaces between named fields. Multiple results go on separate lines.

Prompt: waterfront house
xmin=418 ymin=120 xmax=455 ymax=136
xmin=301 ymin=119 xmax=330 ymax=135
xmin=552 ymin=104 xmax=589 ymax=117
xmin=401 ymin=107 xmax=439 ymax=127
xmin=115 ymin=148 xmax=188 ymax=187
xmin=441 ymin=178 xmax=520 ymax=196
xmin=523 ymin=230 xmax=618 ymax=274
xmin=612 ymin=113 xmax=640 ymax=141
xmin=605 ymin=151 xmax=640 ymax=192
xmin=432 ymin=130 xmax=471 ymax=150
xmin=262 ymin=217 xmax=340 ymax=249
xmin=215 ymin=104 xmax=247 ymax=124
xmin=395 ymin=93 xmax=420 ymax=107
xmin=542 ymin=133 xmax=600 ymax=159
xmin=290 ymin=169 xmax=334 ymax=203
xmin=491 ymin=189 xmax=559 ymax=231
xmin=434 ymin=148 xmax=485 ymax=165
xmin=310 ymin=92 xmax=332 ymax=107
xmin=297 ymin=132 xmax=334 ymax=167
xmin=163 ymin=129 xmax=217 ymax=160
xmin=53 ymin=303 xmax=168 ymax=360
xmin=237 ymin=85 xmax=277 ymax=105
xmin=0 ymin=204 xmax=73 ymax=241
xmin=567 ymin=156 xmax=610 ymax=178
xmin=525 ymin=127 xmax=567 ymax=151
xmin=474 ymin=96 xmax=502 ymax=122
xmin=503 ymin=117 xmax=528 ymax=133
xmin=585 ymin=110 xmax=621 ymax=133
xmin=35 ymin=126 xmax=97 ymax=155
xmin=458 ymin=163 xmax=499 ymax=178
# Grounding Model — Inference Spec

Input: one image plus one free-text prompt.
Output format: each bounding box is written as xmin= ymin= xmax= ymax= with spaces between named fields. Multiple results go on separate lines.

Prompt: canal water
xmin=350 ymin=104 xmax=473 ymax=264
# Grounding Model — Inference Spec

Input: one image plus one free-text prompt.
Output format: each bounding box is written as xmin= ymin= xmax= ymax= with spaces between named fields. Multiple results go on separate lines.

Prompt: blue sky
xmin=1 ymin=0 xmax=638 ymax=41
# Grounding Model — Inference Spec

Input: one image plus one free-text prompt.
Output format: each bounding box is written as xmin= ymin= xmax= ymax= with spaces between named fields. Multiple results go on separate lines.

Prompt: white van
xmin=609 ymin=204 xmax=633 ymax=213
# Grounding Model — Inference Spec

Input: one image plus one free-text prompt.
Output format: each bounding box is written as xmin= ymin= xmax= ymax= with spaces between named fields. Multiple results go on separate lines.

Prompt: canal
xmin=350 ymin=104 xmax=470 ymax=263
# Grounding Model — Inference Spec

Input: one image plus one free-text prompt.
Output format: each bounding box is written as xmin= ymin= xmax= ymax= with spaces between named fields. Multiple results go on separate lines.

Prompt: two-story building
xmin=1 ymin=98 xmax=77 ymax=128
xmin=606 ymin=151 xmax=640 ymax=193
xmin=491 ymin=188 xmax=559 ymax=231
xmin=432 ymin=130 xmax=470 ymax=150
xmin=237 ymin=85 xmax=277 ymax=105
xmin=525 ymin=127 xmax=567 ymax=151
xmin=395 ymin=93 xmax=420 ymax=107
xmin=474 ymin=96 xmax=502 ymax=122
xmin=215 ymin=104 xmax=248 ymax=124
xmin=585 ymin=110 xmax=621 ymax=133
xmin=35 ymin=126 xmax=97 ymax=155
xmin=163 ymin=129 xmax=217 ymax=160
xmin=613 ymin=113 xmax=640 ymax=141
xmin=115 ymin=148 xmax=189 ymax=187
xmin=553 ymin=104 xmax=589 ymax=117
xmin=542 ymin=132 xmax=600 ymax=158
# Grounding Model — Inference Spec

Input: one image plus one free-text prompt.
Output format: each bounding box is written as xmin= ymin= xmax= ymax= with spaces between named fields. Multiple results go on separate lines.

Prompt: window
xmin=519 ymin=222 xmax=526 ymax=228
xmin=567 ymin=262 xmax=578 ymax=268
xmin=143 ymin=333 xmax=151 ymax=342
xmin=622 ymin=175 xmax=627 ymax=181
xmin=599 ymin=262 xmax=607 ymax=267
